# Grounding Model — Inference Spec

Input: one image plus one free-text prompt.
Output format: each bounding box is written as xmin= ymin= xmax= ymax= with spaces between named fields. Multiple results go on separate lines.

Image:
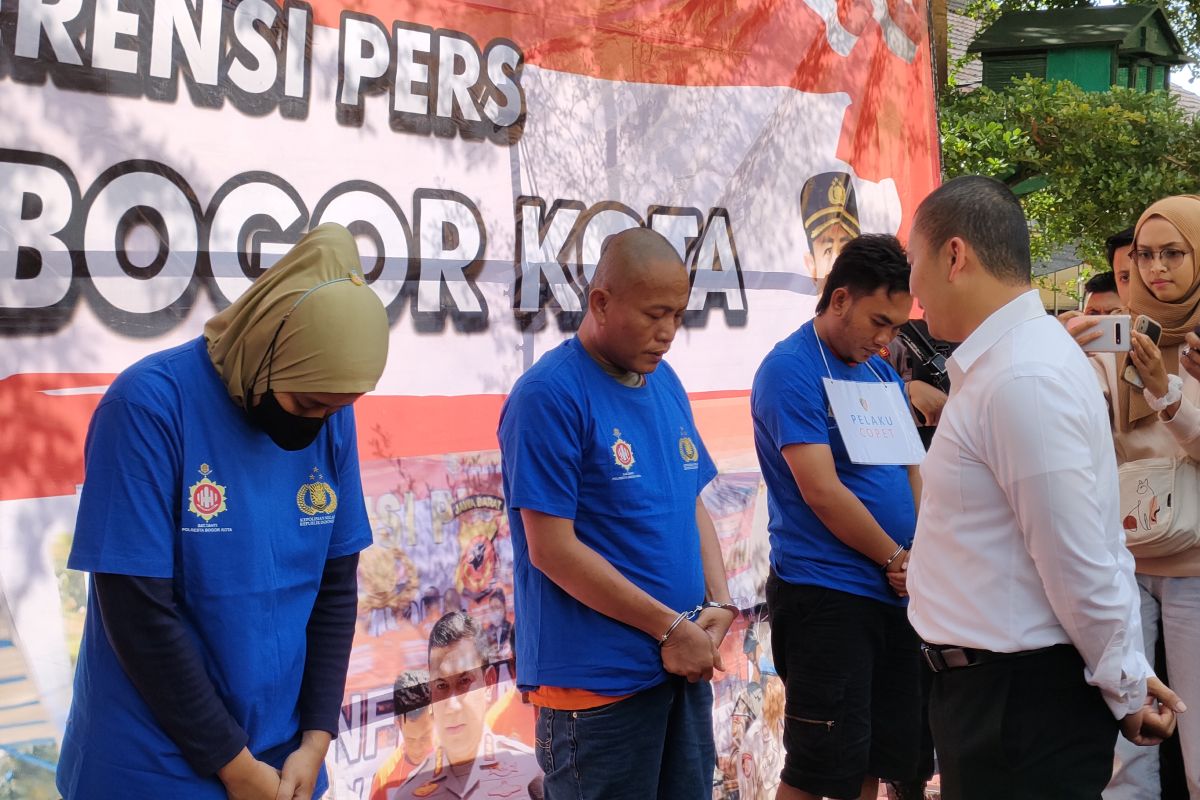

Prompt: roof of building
xmin=969 ymin=5 xmax=1188 ymax=64
xmin=949 ymin=11 xmax=984 ymax=88
xmin=1032 ymin=244 xmax=1085 ymax=278
xmin=1173 ymin=84 xmax=1200 ymax=116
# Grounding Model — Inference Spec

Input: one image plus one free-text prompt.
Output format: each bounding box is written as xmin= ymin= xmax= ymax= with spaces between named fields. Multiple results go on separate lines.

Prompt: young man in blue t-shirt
xmin=751 ymin=234 xmax=922 ymax=800
xmin=498 ymin=228 xmax=737 ymax=800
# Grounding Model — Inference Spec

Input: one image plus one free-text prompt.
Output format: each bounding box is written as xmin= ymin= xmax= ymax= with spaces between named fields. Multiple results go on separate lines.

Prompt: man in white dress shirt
xmin=904 ymin=175 xmax=1185 ymax=799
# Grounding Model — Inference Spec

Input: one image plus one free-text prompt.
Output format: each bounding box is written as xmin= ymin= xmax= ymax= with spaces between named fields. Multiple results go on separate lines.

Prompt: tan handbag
xmin=1118 ymin=456 xmax=1200 ymax=559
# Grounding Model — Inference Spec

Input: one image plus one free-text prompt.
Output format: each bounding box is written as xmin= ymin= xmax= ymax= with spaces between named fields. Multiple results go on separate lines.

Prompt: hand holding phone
xmin=1067 ymin=314 xmax=1129 ymax=353
xmin=1123 ymin=315 xmax=1164 ymax=389
xmin=1137 ymin=315 xmax=1164 ymax=343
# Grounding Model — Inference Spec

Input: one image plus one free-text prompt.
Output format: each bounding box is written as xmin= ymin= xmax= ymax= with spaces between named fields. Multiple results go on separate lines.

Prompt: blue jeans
xmin=535 ymin=676 xmax=715 ymax=800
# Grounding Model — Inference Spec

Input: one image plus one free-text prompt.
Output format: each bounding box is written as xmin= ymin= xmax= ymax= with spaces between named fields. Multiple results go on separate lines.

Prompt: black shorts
xmin=766 ymin=572 xmax=922 ymax=799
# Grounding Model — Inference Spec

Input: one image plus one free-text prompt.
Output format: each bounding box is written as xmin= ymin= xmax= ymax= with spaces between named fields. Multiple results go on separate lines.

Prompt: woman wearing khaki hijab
xmin=1094 ymin=196 xmax=1200 ymax=800
xmin=57 ymin=225 xmax=389 ymax=800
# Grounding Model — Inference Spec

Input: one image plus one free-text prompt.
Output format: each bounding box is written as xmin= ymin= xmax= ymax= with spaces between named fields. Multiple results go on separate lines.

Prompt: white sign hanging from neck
xmin=817 ymin=336 xmax=925 ymax=465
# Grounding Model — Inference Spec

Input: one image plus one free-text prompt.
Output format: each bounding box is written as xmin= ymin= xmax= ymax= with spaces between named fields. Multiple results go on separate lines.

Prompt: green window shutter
xmin=1136 ymin=64 xmax=1149 ymax=92
xmin=983 ymin=55 xmax=1047 ymax=89
xmin=1046 ymin=47 xmax=1112 ymax=92
xmin=1117 ymin=65 xmax=1130 ymax=87
xmin=1152 ymin=65 xmax=1166 ymax=90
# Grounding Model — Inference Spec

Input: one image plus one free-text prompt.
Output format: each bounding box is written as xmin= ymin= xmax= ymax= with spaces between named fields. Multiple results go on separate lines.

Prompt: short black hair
xmin=1105 ymin=227 xmax=1135 ymax=267
xmin=428 ymin=610 xmax=487 ymax=666
xmin=815 ymin=234 xmax=910 ymax=314
xmin=393 ymin=669 xmax=430 ymax=719
xmin=913 ymin=176 xmax=1031 ymax=285
xmin=1084 ymin=271 xmax=1117 ymax=296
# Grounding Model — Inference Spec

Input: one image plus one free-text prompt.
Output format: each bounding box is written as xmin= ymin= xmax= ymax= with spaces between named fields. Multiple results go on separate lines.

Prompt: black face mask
xmin=245 ymin=316 xmax=327 ymax=451
xmin=247 ymin=388 xmax=326 ymax=451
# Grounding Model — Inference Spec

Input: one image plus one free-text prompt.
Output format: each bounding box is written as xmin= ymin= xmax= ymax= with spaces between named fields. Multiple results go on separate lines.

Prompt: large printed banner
xmin=0 ymin=0 xmax=938 ymax=796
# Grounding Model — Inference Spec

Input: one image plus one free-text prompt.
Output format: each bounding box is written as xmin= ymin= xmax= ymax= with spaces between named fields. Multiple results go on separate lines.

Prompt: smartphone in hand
xmin=1123 ymin=315 xmax=1165 ymax=388
xmin=1068 ymin=314 xmax=1130 ymax=353
xmin=1137 ymin=315 xmax=1164 ymax=344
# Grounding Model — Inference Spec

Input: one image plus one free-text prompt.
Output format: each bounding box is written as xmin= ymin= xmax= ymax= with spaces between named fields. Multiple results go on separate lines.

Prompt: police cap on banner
xmin=800 ymin=172 xmax=861 ymax=244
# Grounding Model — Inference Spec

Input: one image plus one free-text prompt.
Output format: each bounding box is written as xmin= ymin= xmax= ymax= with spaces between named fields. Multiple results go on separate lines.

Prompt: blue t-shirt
xmin=498 ymin=338 xmax=717 ymax=695
xmin=57 ymin=337 xmax=372 ymax=800
xmin=751 ymin=322 xmax=916 ymax=606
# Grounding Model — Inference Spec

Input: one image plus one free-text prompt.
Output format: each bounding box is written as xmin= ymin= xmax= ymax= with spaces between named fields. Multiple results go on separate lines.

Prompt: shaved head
xmin=579 ymin=228 xmax=691 ymax=375
xmin=592 ymin=228 xmax=687 ymax=295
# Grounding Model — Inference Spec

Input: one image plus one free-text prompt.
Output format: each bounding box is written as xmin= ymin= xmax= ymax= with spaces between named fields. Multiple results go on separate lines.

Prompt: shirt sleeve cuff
xmin=1161 ymin=396 xmax=1200 ymax=438
xmin=298 ymin=715 xmax=340 ymax=738
xmin=195 ymin=727 xmax=250 ymax=778
xmin=1100 ymin=660 xmax=1152 ymax=720
xmin=506 ymin=497 xmax=577 ymax=520
xmin=1103 ymin=682 xmax=1148 ymax=720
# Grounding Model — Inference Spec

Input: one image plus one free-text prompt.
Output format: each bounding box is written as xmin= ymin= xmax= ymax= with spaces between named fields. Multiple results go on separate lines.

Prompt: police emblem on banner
xmin=829 ymin=175 xmax=847 ymax=206
xmin=188 ymin=463 xmax=227 ymax=521
xmin=297 ymin=467 xmax=338 ymax=516
xmin=678 ymin=428 xmax=699 ymax=463
xmin=611 ymin=428 xmax=635 ymax=472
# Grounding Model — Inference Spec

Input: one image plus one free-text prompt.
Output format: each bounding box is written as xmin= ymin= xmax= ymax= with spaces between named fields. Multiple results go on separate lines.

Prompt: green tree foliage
xmin=940 ymin=77 xmax=1200 ymax=267
xmin=956 ymin=0 xmax=1200 ymax=79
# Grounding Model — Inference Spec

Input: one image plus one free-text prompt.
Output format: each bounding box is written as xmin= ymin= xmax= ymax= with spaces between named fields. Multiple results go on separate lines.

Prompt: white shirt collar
xmin=947 ymin=289 xmax=1044 ymax=378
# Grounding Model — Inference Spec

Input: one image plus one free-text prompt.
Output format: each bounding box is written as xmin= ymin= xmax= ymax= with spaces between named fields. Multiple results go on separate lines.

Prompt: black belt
xmin=921 ymin=642 xmax=1066 ymax=673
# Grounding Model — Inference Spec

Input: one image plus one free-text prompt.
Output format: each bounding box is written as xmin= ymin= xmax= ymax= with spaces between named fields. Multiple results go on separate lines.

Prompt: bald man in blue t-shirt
xmin=499 ymin=228 xmax=736 ymax=800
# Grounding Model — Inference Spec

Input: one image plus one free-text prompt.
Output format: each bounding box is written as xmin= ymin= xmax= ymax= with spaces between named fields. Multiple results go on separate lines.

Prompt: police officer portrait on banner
xmin=370 ymin=670 xmax=434 ymax=800
xmin=388 ymin=612 xmax=542 ymax=800
xmin=801 ymin=172 xmax=862 ymax=285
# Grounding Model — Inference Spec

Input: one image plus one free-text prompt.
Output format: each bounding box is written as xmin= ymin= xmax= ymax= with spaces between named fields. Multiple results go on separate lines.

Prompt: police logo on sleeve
xmin=183 ymin=463 xmax=232 ymax=534
xmin=678 ymin=428 xmax=700 ymax=470
xmin=188 ymin=463 xmax=227 ymax=521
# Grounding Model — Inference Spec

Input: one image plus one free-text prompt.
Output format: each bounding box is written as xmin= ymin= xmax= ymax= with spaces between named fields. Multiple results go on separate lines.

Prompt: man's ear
xmin=485 ymin=665 xmax=498 ymax=700
xmin=828 ymin=286 xmax=852 ymax=315
xmin=588 ymin=287 xmax=611 ymax=323
xmin=946 ymin=237 xmax=969 ymax=282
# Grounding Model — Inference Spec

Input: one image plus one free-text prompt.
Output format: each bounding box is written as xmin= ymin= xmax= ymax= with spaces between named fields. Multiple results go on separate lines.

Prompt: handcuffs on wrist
xmin=881 ymin=543 xmax=906 ymax=571
xmin=658 ymin=601 xmax=740 ymax=647
xmin=1144 ymin=374 xmax=1184 ymax=412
